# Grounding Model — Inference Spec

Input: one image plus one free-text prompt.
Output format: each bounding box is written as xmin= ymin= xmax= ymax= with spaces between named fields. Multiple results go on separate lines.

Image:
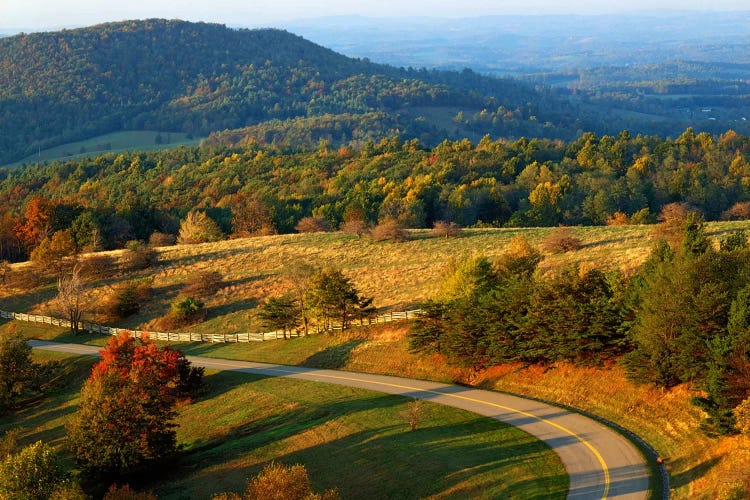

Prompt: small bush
xmin=370 ymin=219 xmax=409 ymax=242
xmin=122 ymin=242 xmax=156 ymax=271
xmin=340 ymin=219 xmax=369 ymax=237
xmin=295 ymin=216 xmax=331 ymax=233
xmin=4 ymin=267 xmax=44 ymax=291
xmin=181 ymin=270 xmax=223 ymax=297
xmin=148 ymin=231 xmax=177 ymax=247
xmin=721 ymin=201 xmax=750 ymax=221
xmin=102 ymin=484 xmax=157 ymax=500
xmin=244 ymin=462 xmax=338 ymax=500
xmin=170 ymin=296 xmax=205 ymax=325
xmin=430 ymin=221 xmax=463 ymax=238
xmin=156 ymin=296 xmax=205 ymax=330
xmin=77 ymin=254 xmax=117 ymax=281
xmin=0 ymin=441 xmax=66 ymax=500
xmin=101 ymin=279 xmax=153 ymax=320
xmin=542 ymin=227 xmax=582 ymax=253
xmin=605 ymin=211 xmax=630 ymax=226
xmin=178 ymin=211 xmax=225 ymax=244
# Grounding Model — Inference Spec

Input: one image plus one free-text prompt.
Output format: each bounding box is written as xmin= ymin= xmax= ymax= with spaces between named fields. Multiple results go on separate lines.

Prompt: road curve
xmin=30 ymin=340 xmax=650 ymax=499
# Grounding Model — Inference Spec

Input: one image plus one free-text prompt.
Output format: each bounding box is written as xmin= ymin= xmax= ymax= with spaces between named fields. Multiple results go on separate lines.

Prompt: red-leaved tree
xmin=67 ymin=332 xmax=203 ymax=478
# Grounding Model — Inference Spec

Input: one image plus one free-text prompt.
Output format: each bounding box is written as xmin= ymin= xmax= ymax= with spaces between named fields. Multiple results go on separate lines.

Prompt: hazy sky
xmin=2 ymin=0 xmax=749 ymax=31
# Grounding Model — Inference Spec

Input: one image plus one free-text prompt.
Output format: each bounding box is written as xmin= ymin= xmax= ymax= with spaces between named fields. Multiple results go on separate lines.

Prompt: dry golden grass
xmin=3 ymin=221 xmax=750 ymax=335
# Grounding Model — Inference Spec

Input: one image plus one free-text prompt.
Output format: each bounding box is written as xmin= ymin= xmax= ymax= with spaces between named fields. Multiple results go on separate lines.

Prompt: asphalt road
xmin=30 ymin=339 xmax=651 ymax=499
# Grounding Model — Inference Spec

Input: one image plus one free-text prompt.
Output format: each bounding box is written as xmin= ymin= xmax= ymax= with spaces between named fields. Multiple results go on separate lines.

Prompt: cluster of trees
xmin=1 ymin=327 xmax=347 ymax=498
xmin=0 ymin=332 xmax=60 ymax=414
xmin=259 ymin=266 xmax=375 ymax=337
xmin=410 ymin=215 xmax=750 ymax=435
xmin=4 ymin=128 xmax=750 ymax=263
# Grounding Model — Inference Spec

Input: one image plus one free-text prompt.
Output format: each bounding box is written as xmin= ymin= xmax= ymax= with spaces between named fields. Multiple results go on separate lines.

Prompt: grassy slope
xmin=4 ymin=221 xmax=750 ymax=498
xmin=0 ymin=350 xmax=566 ymax=499
xmin=3 ymin=131 xmax=202 ymax=168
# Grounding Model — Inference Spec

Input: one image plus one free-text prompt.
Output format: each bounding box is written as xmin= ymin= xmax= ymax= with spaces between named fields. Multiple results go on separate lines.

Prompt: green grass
xmin=5 ymin=130 xmax=202 ymax=167
xmin=2 ymin=351 xmax=567 ymax=499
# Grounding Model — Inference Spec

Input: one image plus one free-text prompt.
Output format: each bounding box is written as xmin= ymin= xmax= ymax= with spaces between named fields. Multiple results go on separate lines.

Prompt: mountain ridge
xmin=0 ymin=19 xmax=576 ymax=164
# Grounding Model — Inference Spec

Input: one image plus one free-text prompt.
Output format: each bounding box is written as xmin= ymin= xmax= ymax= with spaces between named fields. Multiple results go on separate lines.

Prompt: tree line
xmin=410 ymin=212 xmax=750 ymax=436
xmin=3 ymin=128 xmax=750 ymax=263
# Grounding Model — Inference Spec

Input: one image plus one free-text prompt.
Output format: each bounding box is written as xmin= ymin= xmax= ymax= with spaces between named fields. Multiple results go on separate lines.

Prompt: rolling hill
xmin=0 ymin=19 xmax=584 ymax=165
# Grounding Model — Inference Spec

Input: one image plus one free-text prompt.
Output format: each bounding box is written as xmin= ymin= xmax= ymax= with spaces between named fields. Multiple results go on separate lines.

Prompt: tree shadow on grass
xmin=301 ymin=339 xmax=366 ymax=369
xmin=669 ymin=455 xmax=724 ymax=489
xmin=157 ymin=393 xmax=567 ymax=499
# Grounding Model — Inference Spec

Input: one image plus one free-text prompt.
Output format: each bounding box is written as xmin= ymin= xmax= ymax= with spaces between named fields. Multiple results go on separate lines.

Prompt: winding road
xmin=30 ymin=339 xmax=652 ymax=499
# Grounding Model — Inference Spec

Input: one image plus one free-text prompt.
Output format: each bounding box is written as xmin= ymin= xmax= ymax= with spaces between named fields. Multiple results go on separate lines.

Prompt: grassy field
xmin=4 ymin=222 xmax=748 ymax=334
xmin=5 ymin=130 xmax=202 ymax=168
xmin=1 ymin=349 xmax=567 ymax=499
xmin=4 ymin=222 xmax=750 ymax=498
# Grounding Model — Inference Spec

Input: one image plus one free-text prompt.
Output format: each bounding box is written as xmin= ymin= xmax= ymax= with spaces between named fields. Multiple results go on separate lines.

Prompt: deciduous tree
xmin=67 ymin=332 xmax=203 ymax=477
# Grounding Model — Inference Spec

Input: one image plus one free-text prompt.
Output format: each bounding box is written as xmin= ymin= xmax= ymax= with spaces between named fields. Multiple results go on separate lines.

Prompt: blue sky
xmin=2 ymin=0 xmax=749 ymax=31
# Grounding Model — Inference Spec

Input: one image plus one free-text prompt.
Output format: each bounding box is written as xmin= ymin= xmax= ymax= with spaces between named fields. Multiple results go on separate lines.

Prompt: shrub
xmin=4 ymin=267 xmax=44 ymax=291
xmin=735 ymin=397 xmax=750 ymax=434
xmin=148 ymin=231 xmax=177 ymax=247
xmin=295 ymin=216 xmax=330 ymax=233
xmin=370 ymin=219 xmax=409 ymax=242
xmin=237 ymin=462 xmax=339 ymax=500
xmin=605 ymin=211 xmax=630 ymax=226
xmin=0 ymin=260 xmax=9 ymax=285
xmin=178 ymin=211 xmax=224 ymax=244
xmin=0 ymin=441 xmax=66 ymax=500
xmin=721 ymin=201 xmax=750 ymax=221
xmin=122 ymin=241 xmax=156 ymax=271
xmin=101 ymin=279 xmax=153 ymax=320
xmin=102 ymin=484 xmax=157 ymax=500
xmin=430 ymin=221 xmax=463 ymax=238
xmin=340 ymin=218 xmax=369 ymax=237
xmin=170 ymin=296 xmax=205 ymax=326
xmin=77 ymin=254 xmax=117 ymax=281
xmin=542 ymin=227 xmax=582 ymax=253
xmin=181 ymin=270 xmax=223 ymax=297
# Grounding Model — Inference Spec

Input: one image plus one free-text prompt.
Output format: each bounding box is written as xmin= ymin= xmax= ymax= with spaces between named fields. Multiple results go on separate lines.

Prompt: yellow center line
xmin=199 ymin=358 xmax=611 ymax=499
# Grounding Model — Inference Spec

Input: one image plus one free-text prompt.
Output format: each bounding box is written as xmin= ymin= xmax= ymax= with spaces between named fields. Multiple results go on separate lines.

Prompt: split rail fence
xmin=0 ymin=309 xmax=422 ymax=343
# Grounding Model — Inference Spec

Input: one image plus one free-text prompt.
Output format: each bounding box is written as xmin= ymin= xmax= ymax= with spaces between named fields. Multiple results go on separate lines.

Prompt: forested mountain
xmin=0 ymin=19 xmax=584 ymax=164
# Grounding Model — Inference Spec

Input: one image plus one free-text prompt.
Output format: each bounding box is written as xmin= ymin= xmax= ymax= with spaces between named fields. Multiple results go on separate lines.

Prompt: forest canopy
xmin=2 ymin=128 xmax=750 ymax=262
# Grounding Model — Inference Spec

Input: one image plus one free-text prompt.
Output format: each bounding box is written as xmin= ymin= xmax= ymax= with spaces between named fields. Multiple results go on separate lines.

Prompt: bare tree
xmin=399 ymin=398 xmax=427 ymax=432
xmin=285 ymin=261 xmax=316 ymax=335
xmin=0 ymin=260 xmax=9 ymax=285
xmin=57 ymin=265 xmax=85 ymax=335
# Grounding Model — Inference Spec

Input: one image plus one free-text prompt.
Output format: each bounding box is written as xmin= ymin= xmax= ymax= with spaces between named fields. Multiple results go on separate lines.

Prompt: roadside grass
xmin=3 ymin=350 xmax=567 ymax=500
xmin=163 ymin=370 xmax=566 ymax=499
xmin=5 ymin=130 xmax=202 ymax=168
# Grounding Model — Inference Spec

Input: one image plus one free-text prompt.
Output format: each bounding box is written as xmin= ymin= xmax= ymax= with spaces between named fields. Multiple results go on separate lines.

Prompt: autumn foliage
xmin=67 ymin=332 xmax=203 ymax=477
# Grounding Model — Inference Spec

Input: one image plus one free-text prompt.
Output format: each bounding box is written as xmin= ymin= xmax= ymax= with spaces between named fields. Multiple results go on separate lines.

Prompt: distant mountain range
xmin=283 ymin=12 xmax=750 ymax=75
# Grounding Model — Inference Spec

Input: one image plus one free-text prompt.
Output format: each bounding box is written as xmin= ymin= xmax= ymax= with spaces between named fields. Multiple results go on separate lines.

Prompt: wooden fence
xmin=0 ymin=309 xmax=423 ymax=343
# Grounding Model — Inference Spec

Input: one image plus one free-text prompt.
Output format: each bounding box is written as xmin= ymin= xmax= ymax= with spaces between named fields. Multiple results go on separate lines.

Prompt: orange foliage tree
xmin=67 ymin=332 xmax=203 ymax=477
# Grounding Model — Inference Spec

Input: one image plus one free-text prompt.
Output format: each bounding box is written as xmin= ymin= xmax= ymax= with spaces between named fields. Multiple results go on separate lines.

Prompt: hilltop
xmin=0 ymin=19 xmax=579 ymax=164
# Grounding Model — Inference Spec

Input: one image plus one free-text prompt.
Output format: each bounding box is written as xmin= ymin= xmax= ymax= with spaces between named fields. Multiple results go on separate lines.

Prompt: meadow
xmin=4 ymin=130 xmax=202 ymax=168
